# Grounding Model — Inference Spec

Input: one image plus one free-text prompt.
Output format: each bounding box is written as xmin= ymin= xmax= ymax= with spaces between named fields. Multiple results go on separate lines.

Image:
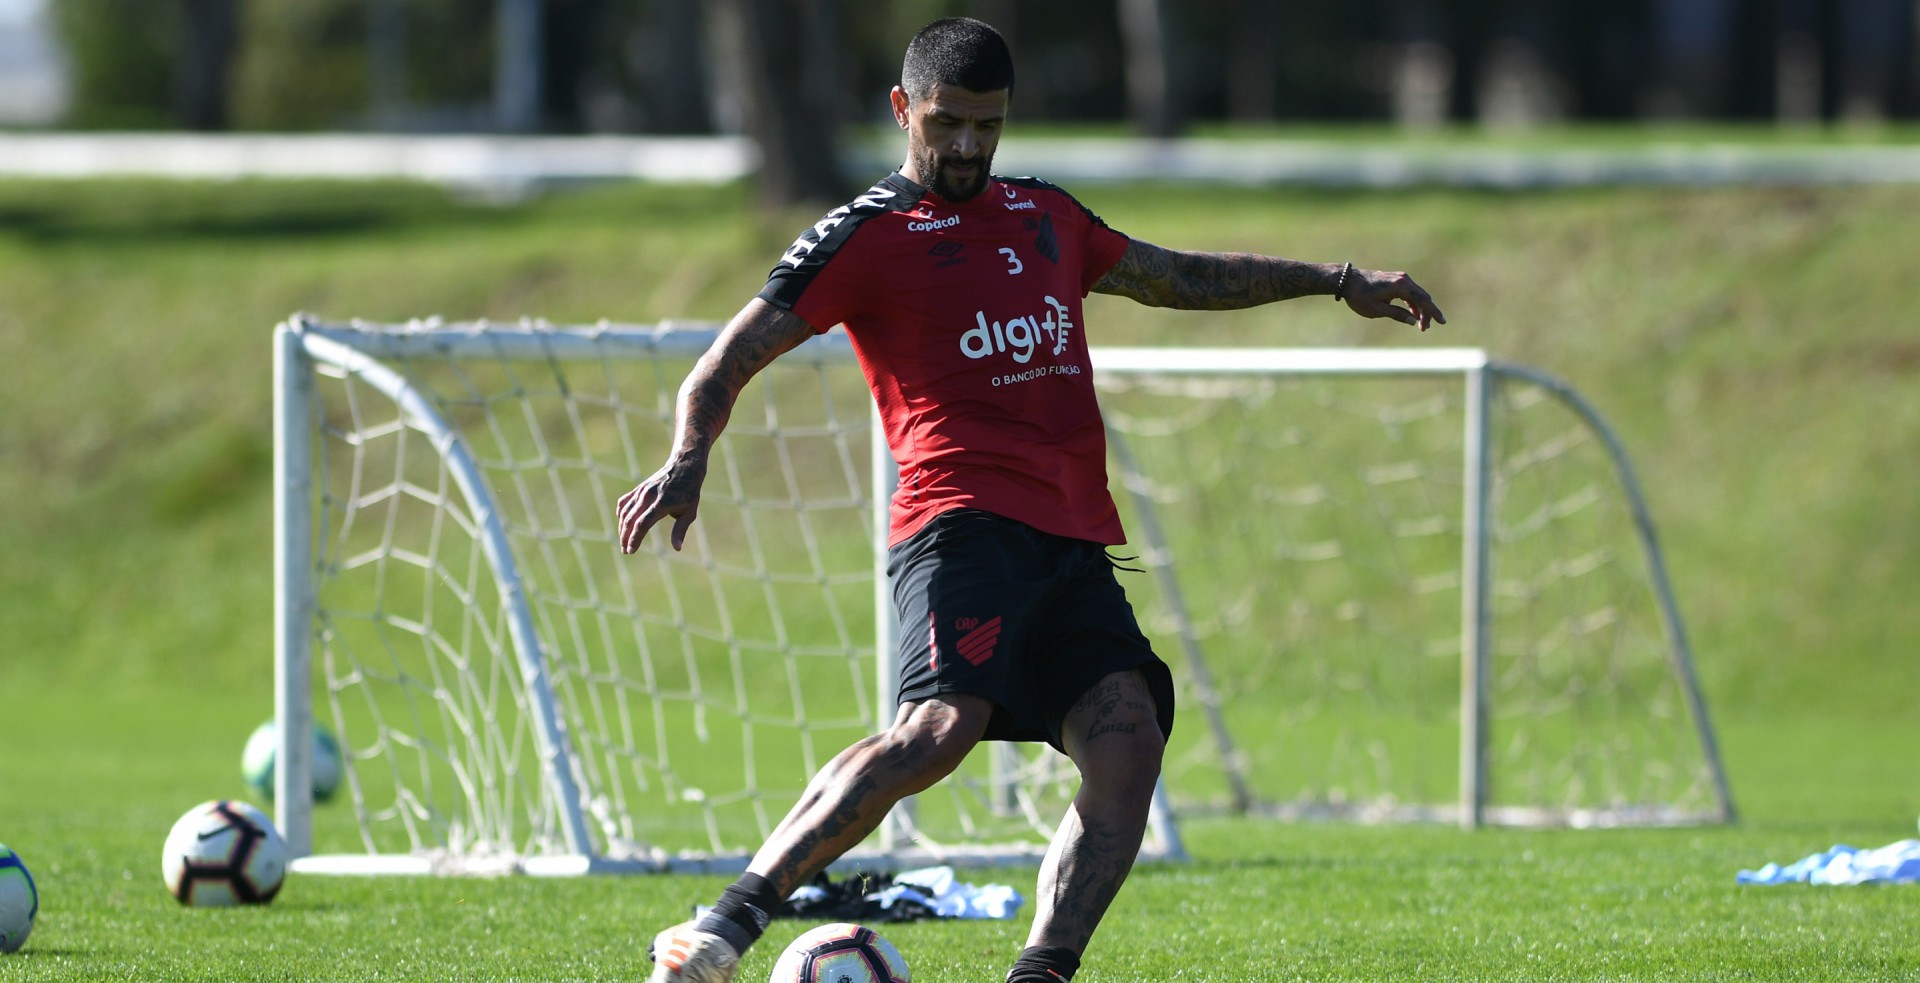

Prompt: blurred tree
xmin=175 ymin=0 xmax=240 ymax=129
xmin=1833 ymin=0 xmax=1912 ymax=120
xmin=1890 ymin=0 xmax=1920 ymax=117
xmin=1388 ymin=0 xmax=1456 ymax=128
xmin=622 ymin=0 xmax=713 ymax=133
xmin=1648 ymin=0 xmax=1732 ymax=117
xmin=1223 ymin=0 xmax=1280 ymax=122
xmin=496 ymin=0 xmax=542 ymax=131
xmin=234 ymin=0 xmax=494 ymax=130
xmin=1723 ymin=0 xmax=1784 ymax=119
xmin=706 ymin=0 xmax=847 ymax=206
xmin=231 ymin=0 xmax=369 ymax=129
xmin=49 ymin=0 xmax=1920 ymax=136
xmin=1554 ymin=0 xmax=1653 ymax=119
xmin=1775 ymin=0 xmax=1828 ymax=122
xmin=409 ymin=0 xmax=496 ymax=125
xmin=536 ymin=0 xmax=606 ymax=132
xmin=1118 ymin=0 xmax=1183 ymax=135
xmin=54 ymin=0 xmax=181 ymax=129
xmin=367 ymin=0 xmax=409 ymax=128
xmin=1005 ymin=2 xmax=1127 ymax=121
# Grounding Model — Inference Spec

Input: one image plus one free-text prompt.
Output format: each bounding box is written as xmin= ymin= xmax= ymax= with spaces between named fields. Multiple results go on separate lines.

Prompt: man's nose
xmin=951 ymin=126 xmax=979 ymax=159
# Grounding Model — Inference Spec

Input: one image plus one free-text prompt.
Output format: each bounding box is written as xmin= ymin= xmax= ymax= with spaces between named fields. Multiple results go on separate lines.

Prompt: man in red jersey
xmin=620 ymin=17 xmax=1445 ymax=983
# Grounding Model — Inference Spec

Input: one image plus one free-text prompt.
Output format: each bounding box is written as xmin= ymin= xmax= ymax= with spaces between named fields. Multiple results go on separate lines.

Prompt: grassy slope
xmin=2 ymin=176 xmax=1918 ymax=980
xmin=4 ymin=177 xmax=1917 ymax=708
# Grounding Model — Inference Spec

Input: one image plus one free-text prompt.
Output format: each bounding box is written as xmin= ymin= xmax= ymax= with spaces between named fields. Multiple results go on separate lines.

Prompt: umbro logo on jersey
xmin=928 ymin=241 xmax=966 ymax=268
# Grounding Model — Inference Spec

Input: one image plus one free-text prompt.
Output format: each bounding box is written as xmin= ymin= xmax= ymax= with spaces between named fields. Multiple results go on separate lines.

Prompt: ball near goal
xmin=161 ymin=800 xmax=288 ymax=907
xmin=769 ymin=923 xmax=910 ymax=983
xmin=241 ymin=719 xmax=343 ymax=804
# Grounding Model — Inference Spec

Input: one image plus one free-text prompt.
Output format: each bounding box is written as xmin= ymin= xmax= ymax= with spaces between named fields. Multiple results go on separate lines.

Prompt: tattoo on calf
xmin=815 ymin=774 xmax=876 ymax=838
xmin=1043 ymin=810 xmax=1135 ymax=948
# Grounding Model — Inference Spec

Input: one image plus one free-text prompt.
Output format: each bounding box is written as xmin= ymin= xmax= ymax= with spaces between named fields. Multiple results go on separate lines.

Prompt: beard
xmin=912 ymin=142 xmax=993 ymax=201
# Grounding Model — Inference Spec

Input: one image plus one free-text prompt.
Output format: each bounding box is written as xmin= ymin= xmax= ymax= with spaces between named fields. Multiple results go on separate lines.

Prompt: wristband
xmin=1333 ymin=262 xmax=1355 ymax=302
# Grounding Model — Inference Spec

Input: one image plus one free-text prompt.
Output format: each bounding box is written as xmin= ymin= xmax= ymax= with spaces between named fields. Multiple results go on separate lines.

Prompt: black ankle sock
xmin=1007 ymin=945 xmax=1080 ymax=982
xmin=695 ymin=872 xmax=782 ymax=955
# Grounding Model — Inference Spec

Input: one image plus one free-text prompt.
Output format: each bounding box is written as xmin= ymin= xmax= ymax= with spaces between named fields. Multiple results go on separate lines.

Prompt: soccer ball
xmin=769 ymin=923 xmax=910 ymax=983
xmin=0 ymin=844 xmax=36 ymax=953
xmin=161 ymin=800 xmax=288 ymax=907
xmin=241 ymin=719 xmax=343 ymax=803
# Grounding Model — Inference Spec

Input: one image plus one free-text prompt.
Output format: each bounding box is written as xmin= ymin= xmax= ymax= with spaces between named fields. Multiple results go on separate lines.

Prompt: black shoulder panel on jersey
xmin=760 ymin=174 xmax=922 ymax=311
xmin=997 ymin=175 xmax=1117 ymax=231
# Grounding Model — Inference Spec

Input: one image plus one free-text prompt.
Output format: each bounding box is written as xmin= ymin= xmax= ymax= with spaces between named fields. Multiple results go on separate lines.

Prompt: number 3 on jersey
xmin=999 ymin=247 xmax=1024 ymax=275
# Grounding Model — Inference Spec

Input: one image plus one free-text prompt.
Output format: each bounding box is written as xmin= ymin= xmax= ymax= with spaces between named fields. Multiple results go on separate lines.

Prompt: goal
xmin=272 ymin=316 xmax=1733 ymax=875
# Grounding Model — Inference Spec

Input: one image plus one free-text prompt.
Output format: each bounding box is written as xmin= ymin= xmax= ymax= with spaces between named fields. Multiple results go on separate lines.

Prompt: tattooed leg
xmin=1027 ymin=670 xmax=1166 ymax=954
xmin=746 ymin=694 xmax=991 ymax=896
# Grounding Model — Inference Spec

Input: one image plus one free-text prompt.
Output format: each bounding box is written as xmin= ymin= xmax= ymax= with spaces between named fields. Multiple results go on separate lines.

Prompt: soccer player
xmin=618 ymin=16 xmax=1446 ymax=983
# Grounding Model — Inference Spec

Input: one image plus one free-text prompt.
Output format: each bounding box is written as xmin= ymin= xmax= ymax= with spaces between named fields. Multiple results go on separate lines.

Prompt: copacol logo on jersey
xmin=960 ymin=295 xmax=1073 ymax=364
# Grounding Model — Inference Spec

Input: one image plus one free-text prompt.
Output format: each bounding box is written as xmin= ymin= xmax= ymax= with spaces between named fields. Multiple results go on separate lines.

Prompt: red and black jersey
xmin=759 ymin=172 xmax=1132 ymax=546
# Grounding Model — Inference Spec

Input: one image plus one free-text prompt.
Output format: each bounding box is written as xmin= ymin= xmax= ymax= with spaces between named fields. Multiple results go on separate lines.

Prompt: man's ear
xmin=889 ymin=86 xmax=911 ymax=129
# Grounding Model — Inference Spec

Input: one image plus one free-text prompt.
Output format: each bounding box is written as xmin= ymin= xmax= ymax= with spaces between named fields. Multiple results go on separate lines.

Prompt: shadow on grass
xmin=0 ymin=180 xmax=516 ymax=246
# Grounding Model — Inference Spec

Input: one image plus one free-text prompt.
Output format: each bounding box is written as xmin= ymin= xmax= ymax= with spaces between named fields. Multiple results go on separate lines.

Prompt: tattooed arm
xmin=617 ymin=298 xmax=817 ymax=553
xmin=1092 ymin=238 xmax=1447 ymax=331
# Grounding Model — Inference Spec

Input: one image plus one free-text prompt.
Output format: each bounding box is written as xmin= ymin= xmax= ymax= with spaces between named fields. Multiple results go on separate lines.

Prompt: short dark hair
xmin=901 ymin=17 xmax=1015 ymax=103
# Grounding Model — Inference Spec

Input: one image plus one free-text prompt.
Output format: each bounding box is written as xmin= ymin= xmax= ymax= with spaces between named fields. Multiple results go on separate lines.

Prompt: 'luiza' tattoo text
xmin=1073 ymin=678 xmax=1151 ymax=742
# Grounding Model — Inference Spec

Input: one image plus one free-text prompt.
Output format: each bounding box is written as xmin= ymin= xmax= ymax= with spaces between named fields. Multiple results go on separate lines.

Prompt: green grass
xmin=3 ymin=693 xmax=1917 ymax=980
xmin=4 ymin=174 xmax=1920 ymax=979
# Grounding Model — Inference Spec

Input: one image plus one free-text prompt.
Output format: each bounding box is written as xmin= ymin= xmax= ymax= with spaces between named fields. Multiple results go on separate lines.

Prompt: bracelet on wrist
xmin=1332 ymin=262 xmax=1355 ymax=302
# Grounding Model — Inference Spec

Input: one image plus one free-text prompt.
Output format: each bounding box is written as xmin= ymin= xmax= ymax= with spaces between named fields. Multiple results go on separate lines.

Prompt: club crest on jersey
xmin=1029 ymin=214 xmax=1060 ymax=263
xmin=960 ymin=296 xmax=1073 ymax=364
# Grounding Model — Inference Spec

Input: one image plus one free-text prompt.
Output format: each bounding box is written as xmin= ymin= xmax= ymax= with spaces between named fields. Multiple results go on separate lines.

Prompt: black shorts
xmin=886 ymin=508 xmax=1176 ymax=752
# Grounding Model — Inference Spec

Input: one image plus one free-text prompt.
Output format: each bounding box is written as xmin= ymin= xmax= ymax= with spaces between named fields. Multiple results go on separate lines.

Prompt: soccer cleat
xmin=647 ymin=921 xmax=741 ymax=983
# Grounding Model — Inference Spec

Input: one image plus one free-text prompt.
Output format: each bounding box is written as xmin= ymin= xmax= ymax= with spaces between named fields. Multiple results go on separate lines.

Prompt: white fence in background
xmin=4 ymin=132 xmax=1920 ymax=190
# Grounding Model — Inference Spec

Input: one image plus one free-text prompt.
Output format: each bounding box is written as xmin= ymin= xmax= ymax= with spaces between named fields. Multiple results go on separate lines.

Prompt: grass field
xmin=3 ymin=172 xmax=1919 ymax=980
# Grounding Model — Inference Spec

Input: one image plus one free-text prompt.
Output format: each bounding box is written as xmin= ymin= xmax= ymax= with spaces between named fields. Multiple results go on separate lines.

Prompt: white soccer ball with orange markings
xmin=769 ymin=922 xmax=910 ymax=983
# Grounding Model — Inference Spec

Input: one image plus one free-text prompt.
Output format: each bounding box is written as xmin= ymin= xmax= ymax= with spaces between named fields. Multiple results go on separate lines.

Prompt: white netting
xmin=306 ymin=326 xmax=889 ymax=863
xmin=287 ymin=320 xmax=1728 ymax=872
xmin=1103 ymin=367 xmax=1727 ymax=826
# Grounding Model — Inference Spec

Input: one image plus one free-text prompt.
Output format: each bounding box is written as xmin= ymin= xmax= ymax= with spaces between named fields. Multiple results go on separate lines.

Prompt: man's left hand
xmin=1346 ymin=270 xmax=1447 ymax=332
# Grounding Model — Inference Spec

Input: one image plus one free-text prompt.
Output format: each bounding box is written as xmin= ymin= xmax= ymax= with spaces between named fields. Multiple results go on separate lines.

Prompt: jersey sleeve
xmin=1079 ymin=215 xmax=1130 ymax=295
xmin=759 ymin=178 xmax=919 ymax=332
xmin=758 ymin=235 xmax=870 ymax=335
xmin=1054 ymin=188 xmax=1129 ymax=295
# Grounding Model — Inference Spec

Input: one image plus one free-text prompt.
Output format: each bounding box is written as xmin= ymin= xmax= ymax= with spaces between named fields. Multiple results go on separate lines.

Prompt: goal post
xmin=272 ymin=315 xmax=1732 ymax=876
xmin=1089 ymin=347 xmax=1733 ymax=830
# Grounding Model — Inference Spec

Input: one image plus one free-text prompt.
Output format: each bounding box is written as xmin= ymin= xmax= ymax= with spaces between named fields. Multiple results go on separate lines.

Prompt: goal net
xmin=272 ymin=317 xmax=1732 ymax=875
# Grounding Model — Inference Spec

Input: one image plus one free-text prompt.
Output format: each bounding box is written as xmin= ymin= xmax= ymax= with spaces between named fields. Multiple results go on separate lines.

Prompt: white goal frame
xmin=273 ymin=316 xmax=1734 ymax=875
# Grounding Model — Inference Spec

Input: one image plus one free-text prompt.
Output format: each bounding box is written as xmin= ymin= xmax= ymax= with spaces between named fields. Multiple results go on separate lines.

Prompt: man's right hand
xmin=617 ymin=456 xmax=708 ymax=554
xmin=615 ymin=299 xmax=819 ymax=556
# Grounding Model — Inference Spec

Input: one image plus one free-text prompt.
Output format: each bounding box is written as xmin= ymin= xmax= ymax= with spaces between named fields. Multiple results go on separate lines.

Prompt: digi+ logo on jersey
xmin=960 ymin=295 xmax=1073 ymax=364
